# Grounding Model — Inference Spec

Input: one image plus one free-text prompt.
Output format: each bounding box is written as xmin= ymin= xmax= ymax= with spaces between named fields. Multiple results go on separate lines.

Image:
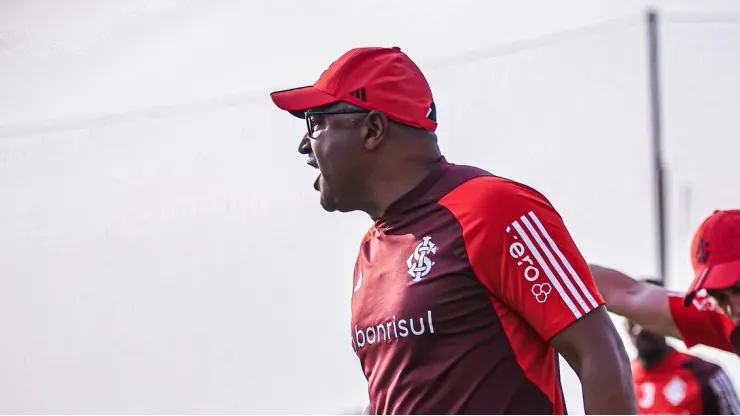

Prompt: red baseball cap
xmin=269 ymin=46 xmax=437 ymax=132
xmin=684 ymin=209 xmax=740 ymax=306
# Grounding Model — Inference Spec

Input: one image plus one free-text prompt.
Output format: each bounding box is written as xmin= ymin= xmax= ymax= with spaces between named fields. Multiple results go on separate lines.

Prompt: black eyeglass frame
xmin=304 ymin=109 xmax=369 ymax=138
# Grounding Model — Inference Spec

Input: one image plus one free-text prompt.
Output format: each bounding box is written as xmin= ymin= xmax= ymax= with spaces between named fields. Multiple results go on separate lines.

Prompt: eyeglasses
xmin=305 ymin=109 xmax=369 ymax=139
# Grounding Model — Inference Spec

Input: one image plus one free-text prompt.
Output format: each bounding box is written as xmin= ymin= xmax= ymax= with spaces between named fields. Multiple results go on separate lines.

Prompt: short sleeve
xmin=668 ymin=291 xmax=738 ymax=353
xmin=707 ymin=368 xmax=740 ymax=414
xmin=439 ymin=177 xmax=605 ymax=341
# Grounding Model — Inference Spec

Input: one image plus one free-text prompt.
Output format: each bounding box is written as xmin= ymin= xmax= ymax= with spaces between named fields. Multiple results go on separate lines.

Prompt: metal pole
xmin=647 ymin=9 xmax=668 ymax=284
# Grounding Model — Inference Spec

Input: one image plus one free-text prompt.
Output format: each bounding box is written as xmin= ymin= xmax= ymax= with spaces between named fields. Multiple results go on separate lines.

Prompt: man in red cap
xmin=625 ymin=278 xmax=740 ymax=414
xmin=590 ymin=209 xmax=740 ymax=357
xmin=270 ymin=46 xmax=636 ymax=415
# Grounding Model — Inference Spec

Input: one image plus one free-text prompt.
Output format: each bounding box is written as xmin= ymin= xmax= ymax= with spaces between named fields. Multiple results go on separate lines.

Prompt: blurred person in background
xmin=270 ymin=46 xmax=636 ymax=415
xmin=628 ymin=278 xmax=740 ymax=414
xmin=590 ymin=210 xmax=740 ymax=360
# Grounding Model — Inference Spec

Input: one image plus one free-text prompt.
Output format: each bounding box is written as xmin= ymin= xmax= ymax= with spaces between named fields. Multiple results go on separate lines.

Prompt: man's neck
xmin=638 ymin=347 xmax=672 ymax=370
xmin=363 ymin=158 xmax=441 ymax=218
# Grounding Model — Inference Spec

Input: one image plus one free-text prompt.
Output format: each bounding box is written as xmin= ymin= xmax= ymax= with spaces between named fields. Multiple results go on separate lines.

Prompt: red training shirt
xmin=632 ymin=348 xmax=740 ymax=414
xmin=668 ymin=292 xmax=740 ymax=354
xmin=350 ymin=158 xmax=605 ymax=414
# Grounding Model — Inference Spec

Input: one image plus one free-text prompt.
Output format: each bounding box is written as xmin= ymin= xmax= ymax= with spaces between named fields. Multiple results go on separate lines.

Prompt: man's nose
xmin=298 ymin=134 xmax=311 ymax=155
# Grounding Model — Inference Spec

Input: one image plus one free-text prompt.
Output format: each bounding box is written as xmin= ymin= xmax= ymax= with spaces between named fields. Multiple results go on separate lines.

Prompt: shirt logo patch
xmin=406 ymin=236 xmax=437 ymax=281
xmin=531 ymin=283 xmax=552 ymax=303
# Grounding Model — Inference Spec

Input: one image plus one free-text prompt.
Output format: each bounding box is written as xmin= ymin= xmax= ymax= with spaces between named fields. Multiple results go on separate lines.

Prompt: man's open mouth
xmin=307 ymin=157 xmax=320 ymax=191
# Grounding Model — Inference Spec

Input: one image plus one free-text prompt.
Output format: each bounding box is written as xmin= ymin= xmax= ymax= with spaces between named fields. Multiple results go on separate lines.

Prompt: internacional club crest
xmin=407 ymin=236 xmax=437 ymax=281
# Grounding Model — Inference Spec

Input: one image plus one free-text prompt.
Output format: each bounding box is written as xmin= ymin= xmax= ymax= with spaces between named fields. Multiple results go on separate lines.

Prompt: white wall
xmin=1 ymin=27 xmax=652 ymax=414
xmin=0 ymin=99 xmax=374 ymax=413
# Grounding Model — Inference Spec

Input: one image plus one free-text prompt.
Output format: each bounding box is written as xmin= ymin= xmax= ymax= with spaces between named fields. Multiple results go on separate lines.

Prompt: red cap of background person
xmin=270 ymin=46 xmax=437 ymax=132
xmin=684 ymin=209 xmax=740 ymax=306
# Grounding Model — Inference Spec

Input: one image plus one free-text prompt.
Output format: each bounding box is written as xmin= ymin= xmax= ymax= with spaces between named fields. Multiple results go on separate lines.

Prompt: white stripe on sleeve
xmin=521 ymin=214 xmax=592 ymax=314
xmin=528 ymin=211 xmax=600 ymax=309
xmin=511 ymin=220 xmax=581 ymax=318
xmin=708 ymin=369 xmax=740 ymax=414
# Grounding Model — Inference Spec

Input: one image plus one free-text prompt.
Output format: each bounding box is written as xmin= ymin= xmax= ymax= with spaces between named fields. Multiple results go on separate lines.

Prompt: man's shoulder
xmin=675 ymin=290 xmax=721 ymax=312
xmin=438 ymin=163 xmax=553 ymax=215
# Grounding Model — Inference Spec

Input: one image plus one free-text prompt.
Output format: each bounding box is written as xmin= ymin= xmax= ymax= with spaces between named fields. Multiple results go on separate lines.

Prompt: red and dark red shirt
xmin=632 ymin=348 xmax=740 ymax=414
xmin=349 ymin=158 xmax=605 ymax=414
xmin=668 ymin=291 xmax=740 ymax=354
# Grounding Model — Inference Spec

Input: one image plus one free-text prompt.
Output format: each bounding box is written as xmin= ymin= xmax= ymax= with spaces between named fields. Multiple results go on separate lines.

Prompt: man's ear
xmin=362 ymin=110 xmax=389 ymax=151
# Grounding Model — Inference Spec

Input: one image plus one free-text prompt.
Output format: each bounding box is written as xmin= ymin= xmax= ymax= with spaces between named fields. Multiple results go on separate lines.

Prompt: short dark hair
xmin=323 ymin=101 xmax=366 ymax=112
